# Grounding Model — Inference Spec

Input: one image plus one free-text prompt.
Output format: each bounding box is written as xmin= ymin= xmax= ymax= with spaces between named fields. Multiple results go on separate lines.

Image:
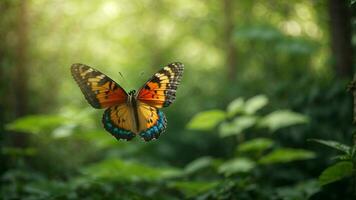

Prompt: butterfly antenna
xmin=118 ymin=71 xmax=129 ymax=88
xmin=119 ymin=72 xmax=125 ymax=80
xmin=119 ymin=71 xmax=137 ymax=91
xmin=140 ymin=71 xmax=145 ymax=79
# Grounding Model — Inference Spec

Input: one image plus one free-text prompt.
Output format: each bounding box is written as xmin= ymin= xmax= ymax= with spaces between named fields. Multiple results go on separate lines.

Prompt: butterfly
xmin=71 ymin=62 xmax=184 ymax=141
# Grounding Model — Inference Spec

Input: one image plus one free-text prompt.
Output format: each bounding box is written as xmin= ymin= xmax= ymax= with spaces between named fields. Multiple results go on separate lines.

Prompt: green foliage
xmin=259 ymin=148 xmax=316 ymax=164
xmin=183 ymin=96 xmax=319 ymax=198
xmin=319 ymin=161 xmax=353 ymax=186
xmin=2 ymin=94 xmax=320 ymax=199
xmin=244 ymin=95 xmax=269 ymax=115
xmin=227 ymin=95 xmax=268 ymax=117
xmin=82 ymin=158 xmax=181 ymax=182
xmin=5 ymin=115 xmax=67 ymax=134
xmin=168 ymin=181 xmax=220 ymax=197
xmin=218 ymin=157 xmax=256 ymax=176
xmin=227 ymin=98 xmax=245 ymax=117
xmin=183 ymin=156 xmax=216 ymax=175
xmin=259 ymin=110 xmax=309 ymax=132
xmin=195 ymin=95 xmax=310 ymax=138
xmin=219 ymin=116 xmax=257 ymax=137
xmin=309 ymin=138 xmax=356 ymax=187
xmin=237 ymin=138 xmax=274 ymax=153
xmin=186 ymin=110 xmax=225 ymax=131
xmin=276 ymin=180 xmax=321 ymax=200
xmin=309 ymin=139 xmax=351 ymax=154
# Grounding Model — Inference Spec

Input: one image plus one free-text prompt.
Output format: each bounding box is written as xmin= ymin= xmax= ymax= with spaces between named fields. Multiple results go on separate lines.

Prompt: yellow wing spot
xmin=88 ymin=77 xmax=100 ymax=82
xmin=158 ymin=79 xmax=169 ymax=83
xmin=80 ymin=68 xmax=94 ymax=78
xmin=164 ymin=67 xmax=174 ymax=79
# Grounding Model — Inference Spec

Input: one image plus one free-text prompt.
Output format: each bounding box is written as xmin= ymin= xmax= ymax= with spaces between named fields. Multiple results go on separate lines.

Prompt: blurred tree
xmin=328 ymin=0 xmax=353 ymax=77
xmin=0 ymin=0 xmax=30 ymax=164
xmin=0 ymin=0 xmax=15 ymax=178
xmin=5 ymin=0 xmax=30 ymax=153
xmin=223 ymin=0 xmax=238 ymax=81
xmin=14 ymin=0 xmax=29 ymax=117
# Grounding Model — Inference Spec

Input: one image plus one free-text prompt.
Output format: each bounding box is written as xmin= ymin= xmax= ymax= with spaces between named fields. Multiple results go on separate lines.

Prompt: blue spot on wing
xmin=102 ymin=109 xmax=135 ymax=141
xmin=139 ymin=110 xmax=167 ymax=141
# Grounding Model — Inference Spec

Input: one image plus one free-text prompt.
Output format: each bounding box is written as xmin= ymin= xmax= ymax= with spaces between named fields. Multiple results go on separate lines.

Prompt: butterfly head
xmin=128 ymin=90 xmax=136 ymax=96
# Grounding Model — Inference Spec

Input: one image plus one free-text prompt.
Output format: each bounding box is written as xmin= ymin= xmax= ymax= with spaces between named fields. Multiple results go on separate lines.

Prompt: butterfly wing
xmin=72 ymin=62 xmax=180 ymax=142
xmin=102 ymin=101 xmax=167 ymax=141
xmin=136 ymin=101 xmax=167 ymax=141
xmin=102 ymin=104 xmax=136 ymax=141
xmin=137 ymin=62 xmax=184 ymax=108
xmin=71 ymin=63 xmax=128 ymax=109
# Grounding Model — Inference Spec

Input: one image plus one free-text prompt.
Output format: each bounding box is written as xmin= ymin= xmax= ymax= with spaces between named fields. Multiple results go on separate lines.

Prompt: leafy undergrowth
xmin=1 ymin=95 xmax=330 ymax=199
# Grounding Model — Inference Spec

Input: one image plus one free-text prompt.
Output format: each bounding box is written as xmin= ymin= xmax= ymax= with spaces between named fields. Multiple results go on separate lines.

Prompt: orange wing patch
xmin=137 ymin=62 xmax=184 ymax=108
xmin=71 ymin=63 xmax=128 ymax=109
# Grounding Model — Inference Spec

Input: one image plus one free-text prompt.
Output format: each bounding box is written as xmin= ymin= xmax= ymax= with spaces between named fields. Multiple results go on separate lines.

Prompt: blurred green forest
xmin=0 ymin=0 xmax=355 ymax=199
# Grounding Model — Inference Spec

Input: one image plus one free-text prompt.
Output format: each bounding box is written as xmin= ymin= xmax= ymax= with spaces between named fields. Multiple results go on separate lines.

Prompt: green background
xmin=0 ymin=0 xmax=355 ymax=199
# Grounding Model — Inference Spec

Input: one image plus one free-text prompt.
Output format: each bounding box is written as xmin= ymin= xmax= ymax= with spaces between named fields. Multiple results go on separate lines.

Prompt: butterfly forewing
xmin=137 ymin=62 xmax=184 ymax=108
xmin=71 ymin=63 xmax=128 ymax=109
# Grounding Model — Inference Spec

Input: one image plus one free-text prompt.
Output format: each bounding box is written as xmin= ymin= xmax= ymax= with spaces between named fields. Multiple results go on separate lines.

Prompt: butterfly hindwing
xmin=102 ymin=104 xmax=136 ymax=141
xmin=137 ymin=101 xmax=167 ymax=141
xmin=137 ymin=62 xmax=184 ymax=108
xmin=71 ymin=63 xmax=128 ymax=109
xmin=102 ymin=101 xmax=167 ymax=141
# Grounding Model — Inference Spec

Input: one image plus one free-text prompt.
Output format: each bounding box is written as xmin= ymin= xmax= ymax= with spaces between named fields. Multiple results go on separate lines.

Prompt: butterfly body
xmin=71 ymin=62 xmax=183 ymax=142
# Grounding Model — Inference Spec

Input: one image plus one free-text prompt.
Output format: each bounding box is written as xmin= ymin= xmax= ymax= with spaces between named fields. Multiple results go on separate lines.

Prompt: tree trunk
xmin=14 ymin=0 xmax=29 ymax=117
xmin=328 ymin=0 xmax=353 ymax=78
xmin=9 ymin=0 xmax=30 ymax=148
xmin=223 ymin=0 xmax=238 ymax=81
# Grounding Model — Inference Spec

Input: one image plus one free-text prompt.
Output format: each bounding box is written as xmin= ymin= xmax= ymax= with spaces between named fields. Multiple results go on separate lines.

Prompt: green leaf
xmin=184 ymin=157 xmax=214 ymax=175
xmin=244 ymin=95 xmax=268 ymax=114
xmin=259 ymin=148 xmax=315 ymax=164
xmin=351 ymin=0 xmax=356 ymax=6
xmin=168 ymin=181 xmax=219 ymax=197
xmin=218 ymin=157 xmax=255 ymax=176
xmin=219 ymin=116 xmax=257 ymax=137
xmin=333 ymin=154 xmax=351 ymax=161
xmin=276 ymin=179 xmax=321 ymax=200
xmin=81 ymin=159 xmax=182 ymax=182
xmin=5 ymin=115 xmax=67 ymax=134
xmin=52 ymin=124 xmax=76 ymax=138
xmin=227 ymin=97 xmax=245 ymax=117
xmin=237 ymin=138 xmax=274 ymax=153
xmin=226 ymin=95 xmax=268 ymax=117
xmin=259 ymin=110 xmax=309 ymax=132
xmin=308 ymin=139 xmax=351 ymax=154
xmin=187 ymin=110 xmax=226 ymax=131
xmin=319 ymin=161 xmax=353 ymax=186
